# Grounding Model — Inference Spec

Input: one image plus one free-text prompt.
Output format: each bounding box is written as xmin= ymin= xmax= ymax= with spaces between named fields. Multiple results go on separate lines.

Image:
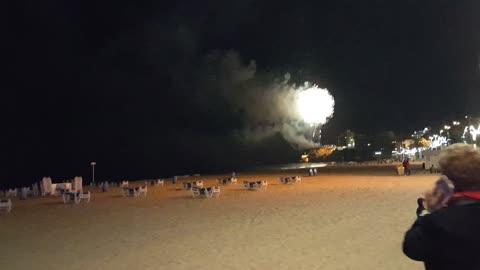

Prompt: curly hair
xmin=439 ymin=143 xmax=480 ymax=191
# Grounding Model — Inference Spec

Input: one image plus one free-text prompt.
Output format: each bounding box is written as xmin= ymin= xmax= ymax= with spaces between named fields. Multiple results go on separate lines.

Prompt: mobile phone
xmin=434 ymin=176 xmax=455 ymax=195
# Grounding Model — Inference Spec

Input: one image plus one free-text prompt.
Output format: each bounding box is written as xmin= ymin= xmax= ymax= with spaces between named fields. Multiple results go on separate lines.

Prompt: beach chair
xmin=243 ymin=181 xmax=268 ymax=190
xmin=193 ymin=181 xmax=203 ymax=188
xmin=258 ymin=180 xmax=268 ymax=190
xmin=0 ymin=199 xmax=12 ymax=212
xmin=204 ymin=188 xmax=213 ymax=198
xmin=62 ymin=192 xmax=78 ymax=204
xmin=63 ymin=191 xmax=91 ymax=204
xmin=6 ymin=188 xmax=17 ymax=197
xmin=210 ymin=186 xmax=221 ymax=198
xmin=183 ymin=182 xmax=193 ymax=190
xmin=79 ymin=191 xmax=91 ymax=203
xmin=137 ymin=186 xmax=148 ymax=197
xmin=152 ymin=179 xmax=164 ymax=187
xmin=121 ymin=188 xmax=131 ymax=197
xmin=191 ymin=187 xmax=201 ymax=198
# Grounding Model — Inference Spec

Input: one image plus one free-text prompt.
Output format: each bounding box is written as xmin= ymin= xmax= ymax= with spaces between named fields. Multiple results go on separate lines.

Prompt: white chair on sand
xmin=191 ymin=188 xmax=201 ymax=198
xmin=65 ymin=191 xmax=90 ymax=203
xmin=6 ymin=188 xmax=17 ymax=197
xmin=280 ymin=176 xmax=301 ymax=184
xmin=193 ymin=181 xmax=203 ymax=188
xmin=218 ymin=178 xmax=237 ymax=185
xmin=137 ymin=186 xmax=148 ymax=197
xmin=0 ymin=199 xmax=12 ymax=212
xmin=210 ymin=186 xmax=221 ymax=198
xmin=258 ymin=180 xmax=268 ymax=190
xmin=243 ymin=181 xmax=268 ymax=191
xmin=62 ymin=191 xmax=90 ymax=204
xmin=79 ymin=191 xmax=91 ymax=203
xmin=121 ymin=188 xmax=131 ymax=197
xmin=183 ymin=182 xmax=192 ymax=190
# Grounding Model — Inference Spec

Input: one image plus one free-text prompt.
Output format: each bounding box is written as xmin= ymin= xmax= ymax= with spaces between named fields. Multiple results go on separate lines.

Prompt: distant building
xmin=337 ymin=130 xmax=355 ymax=149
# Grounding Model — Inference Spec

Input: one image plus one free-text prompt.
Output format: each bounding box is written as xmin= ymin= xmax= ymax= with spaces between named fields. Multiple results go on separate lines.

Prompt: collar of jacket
xmin=448 ymin=191 xmax=480 ymax=206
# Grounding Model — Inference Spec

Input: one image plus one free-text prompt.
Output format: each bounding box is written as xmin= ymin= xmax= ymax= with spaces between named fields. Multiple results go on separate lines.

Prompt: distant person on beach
xmin=402 ymin=159 xmax=411 ymax=175
xmin=403 ymin=144 xmax=480 ymax=270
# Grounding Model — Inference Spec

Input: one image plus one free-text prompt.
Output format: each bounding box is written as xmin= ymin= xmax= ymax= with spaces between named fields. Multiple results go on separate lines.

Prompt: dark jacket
xmin=403 ymin=201 xmax=480 ymax=270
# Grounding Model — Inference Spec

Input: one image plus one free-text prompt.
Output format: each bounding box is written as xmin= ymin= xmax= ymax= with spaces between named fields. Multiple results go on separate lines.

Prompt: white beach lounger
xmin=0 ymin=199 xmax=12 ymax=212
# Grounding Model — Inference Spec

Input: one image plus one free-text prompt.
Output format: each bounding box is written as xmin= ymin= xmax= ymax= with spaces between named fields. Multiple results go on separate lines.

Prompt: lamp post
xmin=90 ymin=162 xmax=96 ymax=184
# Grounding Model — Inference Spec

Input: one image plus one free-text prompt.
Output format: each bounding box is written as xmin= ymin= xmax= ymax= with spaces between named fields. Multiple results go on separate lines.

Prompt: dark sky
xmin=4 ymin=0 xmax=480 ymax=186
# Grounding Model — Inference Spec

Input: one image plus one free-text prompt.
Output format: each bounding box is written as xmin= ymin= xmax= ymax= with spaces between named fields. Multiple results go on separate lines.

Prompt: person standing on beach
xmin=402 ymin=158 xmax=411 ymax=175
xmin=403 ymin=144 xmax=480 ymax=270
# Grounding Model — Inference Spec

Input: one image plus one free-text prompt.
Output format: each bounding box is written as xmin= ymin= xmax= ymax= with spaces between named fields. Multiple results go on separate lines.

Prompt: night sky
xmin=4 ymin=0 xmax=480 ymax=186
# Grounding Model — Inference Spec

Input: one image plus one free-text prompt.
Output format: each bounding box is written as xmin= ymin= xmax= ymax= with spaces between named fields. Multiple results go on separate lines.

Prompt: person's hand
xmin=424 ymin=188 xmax=450 ymax=212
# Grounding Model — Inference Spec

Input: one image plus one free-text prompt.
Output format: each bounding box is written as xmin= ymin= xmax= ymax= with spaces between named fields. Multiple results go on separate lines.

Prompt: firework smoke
xmin=191 ymin=50 xmax=335 ymax=149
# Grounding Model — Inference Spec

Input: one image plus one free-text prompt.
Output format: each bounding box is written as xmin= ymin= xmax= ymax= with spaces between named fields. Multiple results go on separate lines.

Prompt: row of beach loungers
xmin=181 ymin=176 xmax=300 ymax=199
xmin=0 ymin=176 xmax=302 ymax=211
xmin=90 ymin=179 xmax=164 ymax=188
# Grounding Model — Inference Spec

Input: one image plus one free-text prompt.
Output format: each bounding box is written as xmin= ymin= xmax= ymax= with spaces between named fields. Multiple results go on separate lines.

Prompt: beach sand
xmin=0 ymin=167 xmax=436 ymax=270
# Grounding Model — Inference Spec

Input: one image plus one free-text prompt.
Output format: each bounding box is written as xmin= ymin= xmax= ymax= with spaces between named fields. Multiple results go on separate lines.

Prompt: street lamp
xmin=90 ymin=162 xmax=96 ymax=184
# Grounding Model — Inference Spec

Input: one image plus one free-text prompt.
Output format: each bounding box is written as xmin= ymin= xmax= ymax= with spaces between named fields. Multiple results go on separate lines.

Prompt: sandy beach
xmin=0 ymin=166 xmax=435 ymax=270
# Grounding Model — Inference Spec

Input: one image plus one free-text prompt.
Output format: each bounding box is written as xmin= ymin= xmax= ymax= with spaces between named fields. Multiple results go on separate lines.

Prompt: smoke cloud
xmin=192 ymin=50 xmax=334 ymax=149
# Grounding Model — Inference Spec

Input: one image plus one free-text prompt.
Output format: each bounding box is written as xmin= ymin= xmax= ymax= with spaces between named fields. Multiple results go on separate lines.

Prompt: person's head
xmin=439 ymin=143 xmax=480 ymax=191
